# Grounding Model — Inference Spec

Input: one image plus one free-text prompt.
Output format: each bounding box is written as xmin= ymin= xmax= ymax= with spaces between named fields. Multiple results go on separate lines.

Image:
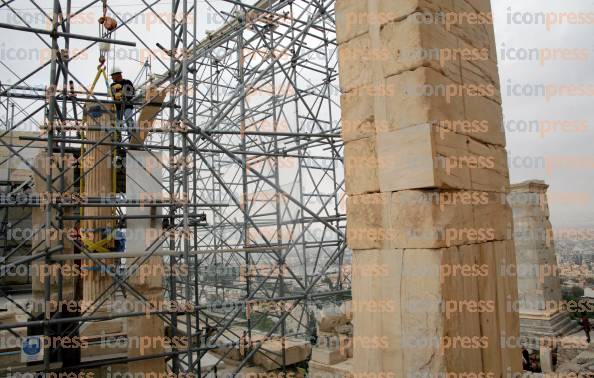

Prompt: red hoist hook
xmin=98 ymin=0 xmax=117 ymax=32
xmin=97 ymin=0 xmax=116 ymax=66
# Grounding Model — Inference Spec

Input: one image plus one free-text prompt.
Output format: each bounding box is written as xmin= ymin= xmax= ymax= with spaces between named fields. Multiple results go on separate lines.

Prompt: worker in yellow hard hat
xmin=109 ymin=66 xmax=135 ymax=130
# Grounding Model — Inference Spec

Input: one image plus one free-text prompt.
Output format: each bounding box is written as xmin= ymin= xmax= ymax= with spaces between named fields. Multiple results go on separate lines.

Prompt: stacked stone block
xmin=81 ymin=104 xmax=116 ymax=307
xmin=31 ymin=151 xmax=76 ymax=309
xmin=310 ymin=303 xmax=353 ymax=366
xmin=336 ymin=0 xmax=521 ymax=375
xmin=509 ymin=180 xmax=576 ymax=343
xmin=510 ymin=181 xmax=561 ymax=314
xmin=125 ymin=150 xmax=167 ymax=374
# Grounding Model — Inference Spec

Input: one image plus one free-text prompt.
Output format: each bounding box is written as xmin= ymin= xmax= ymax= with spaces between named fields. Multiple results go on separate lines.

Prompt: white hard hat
xmin=110 ymin=66 xmax=122 ymax=75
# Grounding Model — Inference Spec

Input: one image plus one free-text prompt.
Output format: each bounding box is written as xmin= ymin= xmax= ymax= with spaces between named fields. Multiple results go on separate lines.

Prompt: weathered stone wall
xmin=0 ymin=133 xmax=45 ymax=288
xmin=31 ymin=151 xmax=76 ymax=309
xmin=81 ymin=104 xmax=116 ymax=306
xmin=125 ymin=150 xmax=167 ymax=375
xmin=336 ymin=0 xmax=521 ymax=375
xmin=509 ymin=180 xmax=562 ymax=314
xmin=509 ymin=180 xmax=575 ymax=350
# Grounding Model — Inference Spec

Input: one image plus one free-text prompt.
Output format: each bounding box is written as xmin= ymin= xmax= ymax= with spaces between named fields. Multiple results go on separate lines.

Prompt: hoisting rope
xmin=80 ymin=0 xmax=120 ymax=254
xmin=88 ymin=61 xmax=111 ymax=99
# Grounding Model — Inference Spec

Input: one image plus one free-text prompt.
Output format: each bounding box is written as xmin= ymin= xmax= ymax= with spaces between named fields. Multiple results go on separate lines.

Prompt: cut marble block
xmin=0 ymin=131 xmax=45 ymax=183
xmin=376 ymin=122 xmax=510 ymax=192
xmin=384 ymin=190 xmax=474 ymax=248
xmin=461 ymin=57 xmax=501 ymax=104
xmin=346 ymin=193 xmax=387 ymax=250
xmin=462 ymin=93 xmax=506 ymax=147
xmin=126 ymin=294 xmax=167 ymax=375
xmin=80 ymin=319 xmax=124 ymax=336
xmin=479 ymin=240 xmax=522 ymax=372
xmin=351 ymin=248 xmax=446 ymax=375
xmin=383 ymin=68 xmax=465 ymax=134
xmin=380 ymin=14 xmax=461 ymax=83
xmin=30 ymin=151 xmax=76 ymax=307
xmin=516 ymin=260 xmax=561 ymax=313
xmin=308 ymin=359 xmax=353 ymax=378
xmin=125 ymin=149 xmax=165 ymax=273
xmin=133 ymin=87 xmax=167 ymax=144
xmin=350 ymin=250 xmax=386 ymax=373
xmin=441 ymin=243 xmax=485 ymax=373
xmin=0 ymin=131 xmax=45 ymax=147
xmin=337 ymin=33 xmax=373 ymax=93
xmin=340 ymin=89 xmax=375 ymax=142
xmin=342 ymin=69 xmax=506 ymax=148
xmin=376 ymin=0 xmax=454 ymax=27
xmin=509 ymin=180 xmax=551 ymax=218
xmin=448 ymin=0 xmax=498 ymax=60
xmin=251 ymin=338 xmax=312 ymax=371
xmin=343 ymin=14 xmax=467 ymax=90
xmin=336 ymin=0 xmax=457 ymax=44
xmin=540 ymin=346 xmax=554 ymax=373
xmin=339 ymin=334 xmax=353 ymax=358
xmin=126 ymin=150 xmax=164 ymax=261
xmin=510 ymin=180 xmax=572 ymax=340
xmin=513 ymin=218 xmax=554 ymax=250
xmin=126 ymin=256 xmax=165 ymax=291
xmin=125 ymin=146 xmax=166 ymax=294
xmin=335 ymin=0 xmax=369 ymax=44
xmin=344 ymin=137 xmax=379 ymax=195
xmin=351 ymin=242 xmax=520 ymax=376
xmin=390 ymin=190 xmax=511 ymax=247
xmin=376 ymin=123 xmax=471 ymax=192
xmin=125 ymin=150 xmax=167 ymax=375
xmin=382 ymin=66 xmax=505 ymax=145
xmin=347 ymin=190 xmax=511 ymax=250
xmin=311 ymin=347 xmax=347 ymax=365
xmin=473 ymin=191 xmax=513 ymax=241
xmin=467 ymin=135 xmax=510 ymax=192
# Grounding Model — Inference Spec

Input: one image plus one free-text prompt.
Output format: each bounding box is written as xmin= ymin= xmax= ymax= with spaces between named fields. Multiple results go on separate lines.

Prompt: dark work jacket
xmin=110 ymin=79 xmax=135 ymax=111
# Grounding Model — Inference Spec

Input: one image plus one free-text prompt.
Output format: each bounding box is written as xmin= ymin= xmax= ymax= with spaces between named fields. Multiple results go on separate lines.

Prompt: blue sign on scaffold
xmin=20 ymin=336 xmax=43 ymax=363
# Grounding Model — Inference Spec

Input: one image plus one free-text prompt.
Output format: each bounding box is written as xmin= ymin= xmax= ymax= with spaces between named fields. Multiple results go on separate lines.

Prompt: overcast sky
xmin=491 ymin=0 xmax=594 ymax=229
xmin=0 ymin=0 xmax=593 ymax=231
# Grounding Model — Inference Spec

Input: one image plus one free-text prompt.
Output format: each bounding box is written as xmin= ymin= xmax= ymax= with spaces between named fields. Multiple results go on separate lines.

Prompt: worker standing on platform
xmin=110 ymin=67 xmax=135 ymax=130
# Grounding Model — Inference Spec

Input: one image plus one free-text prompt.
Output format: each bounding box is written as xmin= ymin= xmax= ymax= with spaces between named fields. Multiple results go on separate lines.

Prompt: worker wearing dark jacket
xmin=109 ymin=66 xmax=135 ymax=129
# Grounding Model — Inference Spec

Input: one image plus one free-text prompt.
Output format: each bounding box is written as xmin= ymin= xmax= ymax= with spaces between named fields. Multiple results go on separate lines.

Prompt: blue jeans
xmin=116 ymin=107 xmax=135 ymax=130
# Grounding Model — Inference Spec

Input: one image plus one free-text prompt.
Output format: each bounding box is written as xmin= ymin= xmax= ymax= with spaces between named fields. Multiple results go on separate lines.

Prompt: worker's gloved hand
xmin=112 ymin=83 xmax=123 ymax=101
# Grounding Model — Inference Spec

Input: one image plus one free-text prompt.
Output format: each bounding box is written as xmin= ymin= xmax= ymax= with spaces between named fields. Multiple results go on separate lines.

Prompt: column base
xmin=520 ymin=311 xmax=580 ymax=349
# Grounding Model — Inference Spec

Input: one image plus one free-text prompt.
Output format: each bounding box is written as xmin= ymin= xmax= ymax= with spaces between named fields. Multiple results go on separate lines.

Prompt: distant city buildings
xmin=551 ymin=239 xmax=594 ymax=300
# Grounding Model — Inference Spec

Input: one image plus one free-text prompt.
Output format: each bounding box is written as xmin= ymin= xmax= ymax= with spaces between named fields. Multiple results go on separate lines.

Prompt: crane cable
xmin=80 ymin=0 xmax=120 ymax=254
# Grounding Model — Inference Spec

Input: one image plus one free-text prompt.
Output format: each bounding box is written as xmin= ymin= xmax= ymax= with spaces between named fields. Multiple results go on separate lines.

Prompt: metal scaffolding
xmin=0 ymin=0 xmax=348 ymax=376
